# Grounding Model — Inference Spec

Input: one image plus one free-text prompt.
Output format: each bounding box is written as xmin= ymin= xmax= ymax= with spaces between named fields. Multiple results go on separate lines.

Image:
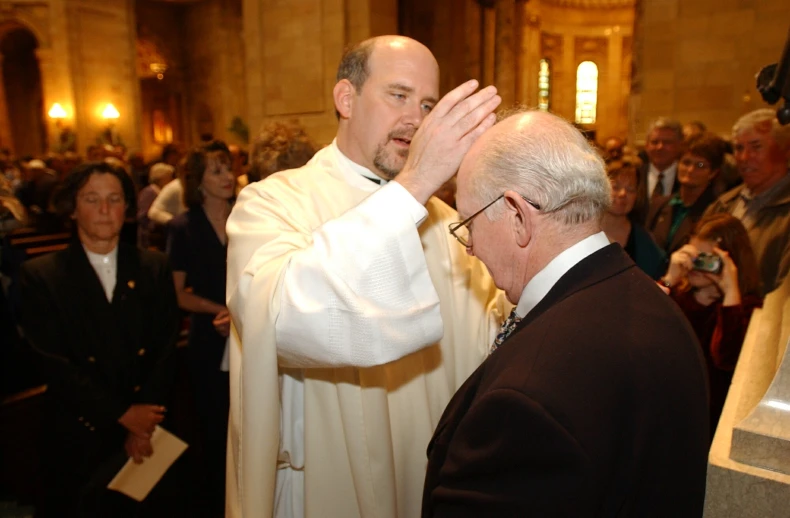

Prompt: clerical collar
xmin=332 ymin=140 xmax=389 ymax=186
xmin=514 ymin=232 xmax=610 ymax=319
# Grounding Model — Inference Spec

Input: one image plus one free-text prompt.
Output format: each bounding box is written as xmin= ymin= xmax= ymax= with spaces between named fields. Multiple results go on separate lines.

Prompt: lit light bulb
xmin=102 ymin=103 xmax=120 ymax=120
xmin=48 ymin=103 xmax=67 ymax=119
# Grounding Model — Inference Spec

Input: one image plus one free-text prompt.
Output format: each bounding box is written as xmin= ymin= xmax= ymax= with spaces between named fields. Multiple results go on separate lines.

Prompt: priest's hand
xmin=396 ymin=79 xmax=501 ymax=205
xmin=118 ymin=403 xmax=166 ymax=439
xmin=125 ymin=432 xmax=154 ymax=464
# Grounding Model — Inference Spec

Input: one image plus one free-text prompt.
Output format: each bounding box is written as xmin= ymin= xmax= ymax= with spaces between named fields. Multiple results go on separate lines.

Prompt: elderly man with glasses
xmin=423 ymin=110 xmax=709 ymax=517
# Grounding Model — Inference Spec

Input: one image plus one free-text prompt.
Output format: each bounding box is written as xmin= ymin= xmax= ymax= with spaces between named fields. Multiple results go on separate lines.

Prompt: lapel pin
xmin=127 ymin=280 xmax=135 ymax=289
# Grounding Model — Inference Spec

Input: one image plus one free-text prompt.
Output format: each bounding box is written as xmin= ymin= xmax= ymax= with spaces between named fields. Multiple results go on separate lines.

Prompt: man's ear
xmin=333 ymin=80 xmax=356 ymax=120
xmin=504 ymin=190 xmax=533 ymax=248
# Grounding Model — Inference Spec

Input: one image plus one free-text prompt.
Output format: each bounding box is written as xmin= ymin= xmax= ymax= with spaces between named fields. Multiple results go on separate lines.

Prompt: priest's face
xmin=345 ymin=40 xmax=440 ymax=180
xmin=73 ymin=172 xmax=127 ymax=247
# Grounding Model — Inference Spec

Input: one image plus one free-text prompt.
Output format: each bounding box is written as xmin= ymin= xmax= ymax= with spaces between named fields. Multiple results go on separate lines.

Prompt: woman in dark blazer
xmin=19 ymin=162 xmax=181 ymax=517
xmin=167 ymin=140 xmax=235 ymax=516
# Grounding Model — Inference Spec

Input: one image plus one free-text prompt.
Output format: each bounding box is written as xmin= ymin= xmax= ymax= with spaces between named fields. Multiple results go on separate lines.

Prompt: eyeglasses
xmin=448 ymin=193 xmax=541 ymax=248
xmin=679 ymin=157 xmax=710 ymax=171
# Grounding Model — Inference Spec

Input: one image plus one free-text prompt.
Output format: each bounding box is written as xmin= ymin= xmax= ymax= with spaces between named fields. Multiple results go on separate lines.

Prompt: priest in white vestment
xmin=225 ymin=35 xmax=507 ymax=518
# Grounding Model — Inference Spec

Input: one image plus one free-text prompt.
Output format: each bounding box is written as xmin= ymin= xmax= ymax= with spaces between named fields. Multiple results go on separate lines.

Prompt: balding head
xmin=336 ymin=36 xmax=438 ymax=95
xmin=461 ymin=110 xmax=610 ymax=226
xmin=333 ymin=35 xmax=440 ymax=180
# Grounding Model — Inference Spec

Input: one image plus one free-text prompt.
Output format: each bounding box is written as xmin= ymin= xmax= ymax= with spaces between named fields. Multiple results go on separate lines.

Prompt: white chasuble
xmin=226 ymin=141 xmax=507 ymax=518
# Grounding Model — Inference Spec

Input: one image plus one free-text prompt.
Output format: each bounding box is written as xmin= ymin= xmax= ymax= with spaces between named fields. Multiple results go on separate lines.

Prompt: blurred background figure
xmin=601 ymin=156 xmax=666 ymax=279
xmin=603 ymin=136 xmax=625 ymax=163
xmin=683 ymin=120 xmax=707 ymax=141
xmin=660 ymin=214 xmax=762 ymax=439
xmin=137 ymin=162 xmax=175 ymax=251
xmin=167 ymin=141 xmax=235 ymax=517
xmin=647 ymin=133 xmax=728 ymax=254
xmin=246 ymin=120 xmax=318 ymax=184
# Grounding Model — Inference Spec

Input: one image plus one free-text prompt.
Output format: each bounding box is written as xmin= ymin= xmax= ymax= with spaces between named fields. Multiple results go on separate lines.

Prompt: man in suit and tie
xmin=634 ymin=117 xmax=684 ymax=224
xmin=422 ymin=110 xmax=709 ymax=517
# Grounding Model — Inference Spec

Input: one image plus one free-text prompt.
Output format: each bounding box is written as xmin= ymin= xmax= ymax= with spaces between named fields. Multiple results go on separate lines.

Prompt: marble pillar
xmin=494 ymin=0 xmax=516 ymax=108
xmin=705 ymin=274 xmax=790 ymax=517
xmin=0 ymin=54 xmax=14 ymax=153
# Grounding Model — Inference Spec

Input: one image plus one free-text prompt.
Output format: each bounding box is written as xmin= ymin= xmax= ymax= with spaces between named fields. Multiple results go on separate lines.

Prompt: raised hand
xmin=396 ymin=80 xmax=502 ymax=205
xmin=664 ymin=243 xmax=698 ymax=288
xmin=713 ymin=246 xmax=741 ymax=306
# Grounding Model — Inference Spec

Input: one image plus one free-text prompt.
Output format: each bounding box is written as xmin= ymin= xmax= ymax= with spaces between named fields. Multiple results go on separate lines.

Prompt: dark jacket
xmin=19 ymin=241 xmax=179 ymax=516
xmin=703 ymin=176 xmax=790 ymax=295
xmin=633 ymin=161 xmax=680 ymax=225
xmin=423 ymin=245 xmax=709 ymax=518
xmin=647 ymin=184 xmax=718 ymax=254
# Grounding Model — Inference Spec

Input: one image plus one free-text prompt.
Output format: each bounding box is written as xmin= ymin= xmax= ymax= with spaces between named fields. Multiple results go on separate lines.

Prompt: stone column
xmin=606 ymin=31 xmax=623 ymax=139
xmin=35 ymin=48 xmax=54 ymax=153
xmin=0 ymin=54 xmax=14 ymax=153
xmin=562 ymin=34 xmax=576 ymax=122
xmin=494 ymin=0 xmax=516 ymax=107
xmin=520 ymin=8 xmax=541 ymax=107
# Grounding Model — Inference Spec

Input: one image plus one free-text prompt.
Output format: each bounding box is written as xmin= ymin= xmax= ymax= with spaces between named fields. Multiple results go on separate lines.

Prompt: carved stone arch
xmin=0 ymin=13 xmax=50 ymax=51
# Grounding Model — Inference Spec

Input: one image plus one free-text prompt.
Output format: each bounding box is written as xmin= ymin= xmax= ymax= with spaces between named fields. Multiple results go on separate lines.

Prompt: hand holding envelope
xmin=108 ymin=426 xmax=188 ymax=502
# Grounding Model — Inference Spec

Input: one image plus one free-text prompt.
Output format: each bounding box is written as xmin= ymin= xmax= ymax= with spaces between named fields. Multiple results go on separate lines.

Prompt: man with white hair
xmin=704 ymin=108 xmax=790 ymax=294
xmin=422 ymin=110 xmax=709 ymax=517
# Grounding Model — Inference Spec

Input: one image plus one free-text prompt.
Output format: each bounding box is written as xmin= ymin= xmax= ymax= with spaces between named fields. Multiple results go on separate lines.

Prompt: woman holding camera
xmin=659 ymin=213 xmax=762 ymax=438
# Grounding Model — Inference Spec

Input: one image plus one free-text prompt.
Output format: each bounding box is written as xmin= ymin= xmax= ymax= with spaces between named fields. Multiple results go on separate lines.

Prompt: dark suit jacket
xmin=19 ymin=241 xmax=180 ymax=512
xmin=423 ymin=244 xmax=709 ymax=518
xmin=647 ymin=185 xmax=718 ymax=255
xmin=633 ymin=161 xmax=681 ymax=226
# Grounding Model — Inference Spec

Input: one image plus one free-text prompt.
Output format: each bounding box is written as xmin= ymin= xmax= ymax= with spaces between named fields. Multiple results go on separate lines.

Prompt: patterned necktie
xmin=652 ymin=171 xmax=665 ymax=198
xmin=491 ymin=308 xmax=522 ymax=354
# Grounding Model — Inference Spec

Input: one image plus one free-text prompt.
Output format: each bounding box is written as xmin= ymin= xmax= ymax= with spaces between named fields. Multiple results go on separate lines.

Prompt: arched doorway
xmin=0 ymin=27 xmax=45 ymax=157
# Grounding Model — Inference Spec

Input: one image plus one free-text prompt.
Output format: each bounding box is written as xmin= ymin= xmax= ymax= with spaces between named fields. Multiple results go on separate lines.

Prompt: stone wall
xmin=631 ymin=0 xmax=790 ymax=142
xmin=243 ymin=0 xmax=397 ymax=146
xmin=183 ymin=0 xmax=246 ymax=146
xmin=65 ymin=0 xmax=140 ymax=153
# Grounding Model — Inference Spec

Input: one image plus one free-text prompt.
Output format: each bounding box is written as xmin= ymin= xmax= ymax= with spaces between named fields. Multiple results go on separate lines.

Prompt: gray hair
xmin=733 ymin=108 xmax=790 ymax=149
xmin=148 ymin=162 xmax=175 ymax=185
xmin=647 ymin=117 xmax=684 ymax=141
xmin=471 ymin=110 xmax=611 ymax=226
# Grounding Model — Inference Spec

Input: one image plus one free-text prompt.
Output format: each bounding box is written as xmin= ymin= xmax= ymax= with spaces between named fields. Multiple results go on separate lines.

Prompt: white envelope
xmin=107 ymin=426 xmax=188 ymax=501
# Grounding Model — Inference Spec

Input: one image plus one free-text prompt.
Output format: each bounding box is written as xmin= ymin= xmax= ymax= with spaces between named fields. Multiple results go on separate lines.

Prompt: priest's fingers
xmin=444 ymin=85 xmax=500 ymax=134
xmin=428 ymin=79 xmax=482 ymax=119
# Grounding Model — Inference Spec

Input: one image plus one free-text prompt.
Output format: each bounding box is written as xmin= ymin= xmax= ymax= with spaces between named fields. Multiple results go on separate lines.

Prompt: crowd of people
xmin=0 ymin=32 xmax=788 ymax=518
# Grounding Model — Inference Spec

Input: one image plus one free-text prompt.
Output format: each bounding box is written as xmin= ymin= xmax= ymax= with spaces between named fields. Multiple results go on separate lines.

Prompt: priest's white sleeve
xmin=275 ymin=181 xmax=443 ymax=367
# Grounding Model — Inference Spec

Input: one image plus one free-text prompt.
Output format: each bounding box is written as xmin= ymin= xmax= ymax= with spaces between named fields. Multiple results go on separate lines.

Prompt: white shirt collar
xmin=83 ymin=244 xmax=118 ymax=267
xmin=648 ymin=161 xmax=678 ymax=193
xmin=515 ymin=231 xmax=610 ymax=318
xmin=83 ymin=244 xmax=118 ymax=302
xmin=331 ymin=139 xmax=389 ymax=187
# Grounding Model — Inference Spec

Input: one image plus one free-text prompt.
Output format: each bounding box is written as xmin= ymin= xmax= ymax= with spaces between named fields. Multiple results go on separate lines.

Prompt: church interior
xmin=1 ymin=0 xmax=790 ymax=516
